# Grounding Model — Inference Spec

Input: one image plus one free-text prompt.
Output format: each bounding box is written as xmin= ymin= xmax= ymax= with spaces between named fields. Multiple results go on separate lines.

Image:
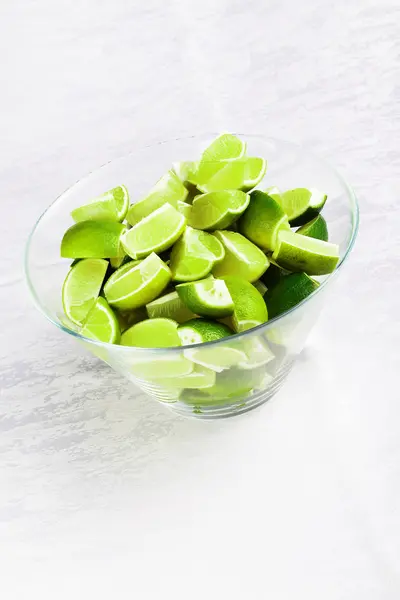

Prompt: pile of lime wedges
xmin=60 ymin=133 xmax=339 ymax=367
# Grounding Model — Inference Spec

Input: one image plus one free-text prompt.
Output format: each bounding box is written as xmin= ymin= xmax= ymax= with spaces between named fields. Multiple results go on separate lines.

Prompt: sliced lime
xmin=265 ymin=272 xmax=319 ymax=318
xmin=296 ymin=214 xmax=328 ymax=241
xmin=264 ymin=186 xmax=281 ymax=202
xmin=178 ymin=318 xmax=233 ymax=345
xmin=71 ymin=185 xmax=129 ymax=223
xmin=80 ymin=297 xmax=120 ymax=344
xmin=130 ymin=354 xmax=194 ymax=380
xmin=273 ymin=230 xmax=339 ymax=275
xmin=280 ymin=187 xmax=327 ymax=226
xmin=241 ymin=157 xmax=267 ymax=191
xmin=260 ymin=260 xmax=288 ymax=290
xmin=62 ymin=258 xmax=108 ymax=325
xmin=176 ymin=278 xmax=234 ymax=318
xmin=238 ymin=190 xmax=290 ymax=252
xmin=61 ymin=220 xmax=126 ymax=259
xmin=185 ymin=345 xmax=247 ymax=373
xmin=126 ymin=170 xmax=188 ymax=225
xmin=170 ymin=226 xmax=225 ymax=282
xmin=201 ymin=133 xmax=246 ymax=162
xmin=146 ymin=291 xmax=196 ymax=323
xmin=176 ymin=200 xmax=192 ymax=220
xmin=159 ymin=365 xmax=216 ymax=389
xmin=121 ymin=203 xmax=186 ymax=259
xmin=212 ymin=230 xmax=269 ymax=282
xmin=238 ymin=337 xmax=274 ymax=369
xmin=221 ymin=276 xmax=268 ymax=332
xmin=104 ymin=252 xmax=171 ymax=310
xmin=188 ymin=190 xmax=249 ymax=231
xmin=121 ymin=317 xmax=180 ymax=348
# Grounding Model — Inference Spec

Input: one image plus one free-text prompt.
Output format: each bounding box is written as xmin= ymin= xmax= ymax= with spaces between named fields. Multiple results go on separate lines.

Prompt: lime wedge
xmin=265 ymin=272 xmax=319 ymax=318
xmin=110 ymin=254 xmax=132 ymax=269
xmin=126 ymin=170 xmax=188 ymax=225
xmin=201 ymin=133 xmax=246 ymax=162
xmin=61 ymin=220 xmax=126 ymax=259
xmin=221 ymin=276 xmax=268 ymax=332
xmin=185 ymin=345 xmax=247 ymax=373
xmin=176 ymin=278 xmax=234 ymax=318
xmin=121 ymin=317 xmax=180 ymax=348
xmin=71 ymin=185 xmax=129 ymax=223
xmin=172 ymin=161 xmax=198 ymax=184
xmin=121 ymin=203 xmax=186 ymax=259
xmin=188 ymin=190 xmax=249 ymax=231
xmin=130 ymin=354 xmax=194 ymax=380
xmin=62 ymin=258 xmax=108 ymax=325
xmin=239 ymin=190 xmax=290 ymax=252
xmin=252 ymin=280 xmax=267 ymax=297
xmin=178 ymin=318 xmax=233 ymax=345
xmin=273 ymin=230 xmax=340 ymax=275
xmin=296 ymin=214 xmax=328 ymax=241
xmin=146 ymin=291 xmax=196 ymax=323
xmin=280 ymin=188 xmax=327 ymax=226
xmin=176 ymin=200 xmax=193 ymax=220
xmin=194 ymin=160 xmax=247 ymax=193
xmin=211 ymin=230 xmax=269 ymax=282
xmin=159 ymin=365 xmax=216 ymax=389
xmin=264 ymin=186 xmax=282 ymax=201
xmin=80 ymin=297 xmax=120 ymax=344
xmin=241 ymin=157 xmax=267 ymax=191
xmin=104 ymin=252 xmax=171 ymax=310
xmin=170 ymin=226 xmax=225 ymax=282
xmin=238 ymin=338 xmax=274 ymax=369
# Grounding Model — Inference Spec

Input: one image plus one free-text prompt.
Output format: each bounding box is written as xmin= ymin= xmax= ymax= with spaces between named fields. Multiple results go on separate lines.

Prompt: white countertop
xmin=1 ymin=1 xmax=399 ymax=598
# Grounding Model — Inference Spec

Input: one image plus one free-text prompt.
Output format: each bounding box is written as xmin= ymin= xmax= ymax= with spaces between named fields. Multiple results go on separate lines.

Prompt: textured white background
xmin=1 ymin=1 xmax=400 ymax=598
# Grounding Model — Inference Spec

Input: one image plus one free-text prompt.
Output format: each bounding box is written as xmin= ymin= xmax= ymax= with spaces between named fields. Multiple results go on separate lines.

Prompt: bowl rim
xmin=25 ymin=132 xmax=360 ymax=355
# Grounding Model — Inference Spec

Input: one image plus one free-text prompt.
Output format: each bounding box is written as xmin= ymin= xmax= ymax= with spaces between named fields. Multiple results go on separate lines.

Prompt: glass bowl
xmin=25 ymin=134 xmax=359 ymax=419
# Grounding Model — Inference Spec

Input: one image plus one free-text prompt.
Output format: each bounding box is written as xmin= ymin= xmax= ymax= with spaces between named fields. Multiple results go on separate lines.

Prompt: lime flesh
xmin=239 ymin=190 xmax=290 ymax=252
xmin=62 ymin=258 xmax=108 ymax=325
xmin=273 ymin=230 xmax=339 ymax=275
xmin=212 ymin=230 xmax=269 ymax=282
xmin=80 ymin=297 xmax=120 ymax=344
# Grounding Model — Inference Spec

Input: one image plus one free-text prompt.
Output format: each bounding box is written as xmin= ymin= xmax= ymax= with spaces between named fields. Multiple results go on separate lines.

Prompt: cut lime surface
xmin=297 ymin=214 xmax=328 ymax=241
xmin=146 ymin=291 xmax=196 ymax=323
xmin=62 ymin=258 xmax=108 ymax=325
xmin=80 ymin=297 xmax=120 ymax=344
xmin=273 ymin=230 xmax=339 ymax=275
xmin=159 ymin=365 xmax=216 ymax=389
xmin=71 ymin=185 xmax=129 ymax=223
xmin=264 ymin=186 xmax=282 ymax=202
xmin=126 ymin=170 xmax=188 ymax=225
xmin=170 ymin=226 xmax=225 ymax=282
xmin=130 ymin=355 xmax=193 ymax=380
xmin=280 ymin=187 xmax=327 ymax=226
xmin=121 ymin=317 xmax=180 ymax=348
xmin=241 ymin=157 xmax=267 ymax=191
xmin=239 ymin=190 xmax=290 ymax=252
xmin=176 ymin=200 xmax=192 ymax=220
xmin=104 ymin=252 xmax=171 ymax=310
xmin=188 ymin=190 xmax=250 ymax=231
xmin=121 ymin=203 xmax=186 ymax=259
xmin=201 ymin=133 xmax=246 ymax=163
xmin=266 ymin=272 xmax=319 ymax=318
xmin=239 ymin=337 xmax=274 ymax=369
xmin=178 ymin=318 xmax=233 ymax=345
xmin=176 ymin=278 xmax=234 ymax=318
xmin=221 ymin=276 xmax=268 ymax=332
xmin=61 ymin=220 xmax=126 ymax=259
xmin=185 ymin=345 xmax=247 ymax=373
xmin=212 ymin=230 xmax=269 ymax=282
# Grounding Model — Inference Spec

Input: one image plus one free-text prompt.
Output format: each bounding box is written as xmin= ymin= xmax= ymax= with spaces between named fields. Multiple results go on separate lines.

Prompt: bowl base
xmin=160 ymin=359 xmax=295 ymax=420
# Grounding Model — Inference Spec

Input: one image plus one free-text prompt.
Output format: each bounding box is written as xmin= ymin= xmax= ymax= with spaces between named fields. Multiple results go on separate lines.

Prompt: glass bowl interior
xmin=25 ymin=133 xmax=359 ymax=355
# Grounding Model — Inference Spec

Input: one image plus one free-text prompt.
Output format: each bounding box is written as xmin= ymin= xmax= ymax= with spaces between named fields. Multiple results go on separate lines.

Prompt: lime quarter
xmin=80 ymin=297 xmax=120 ymax=344
xmin=212 ymin=230 xmax=269 ymax=282
xmin=221 ymin=276 xmax=268 ymax=332
xmin=265 ymin=272 xmax=319 ymax=318
xmin=280 ymin=187 xmax=327 ymax=226
xmin=61 ymin=220 xmax=126 ymax=259
xmin=71 ymin=185 xmax=129 ymax=223
xmin=62 ymin=258 xmax=108 ymax=325
xmin=121 ymin=318 xmax=181 ymax=348
xmin=188 ymin=190 xmax=250 ymax=231
xmin=273 ymin=230 xmax=339 ymax=275
xmin=176 ymin=278 xmax=234 ymax=318
xmin=296 ymin=214 xmax=328 ymax=241
xmin=239 ymin=190 xmax=290 ymax=252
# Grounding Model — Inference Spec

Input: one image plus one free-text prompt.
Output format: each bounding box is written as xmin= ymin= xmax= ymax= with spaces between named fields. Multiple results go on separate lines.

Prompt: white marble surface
xmin=1 ymin=0 xmax=400 ymax=597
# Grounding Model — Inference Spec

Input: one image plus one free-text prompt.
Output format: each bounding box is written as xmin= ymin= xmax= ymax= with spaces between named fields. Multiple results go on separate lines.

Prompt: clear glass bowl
xmin=25 ymin=134 xmax=359 ymax=419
